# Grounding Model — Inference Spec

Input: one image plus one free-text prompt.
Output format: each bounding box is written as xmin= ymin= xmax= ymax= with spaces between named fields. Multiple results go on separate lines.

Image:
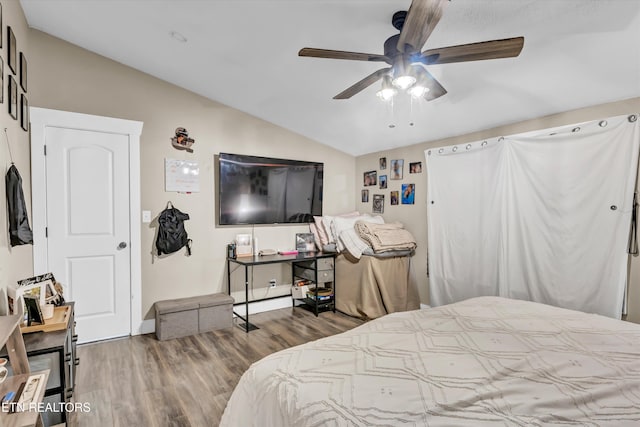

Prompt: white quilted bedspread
xmin=220 ymin=297 xmax=640 ymax=426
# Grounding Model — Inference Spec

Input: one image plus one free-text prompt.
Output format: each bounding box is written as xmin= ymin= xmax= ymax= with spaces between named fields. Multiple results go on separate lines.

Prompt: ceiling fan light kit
xmin=408 ymin=69 xmax=431 ymax=98
xmin=299 ymin=0 xmax=524 ymax=103
xmin=376 ymin=75 xmax=398 ymax=101
xmin=391 ymin=57 xmax=416 ymax=90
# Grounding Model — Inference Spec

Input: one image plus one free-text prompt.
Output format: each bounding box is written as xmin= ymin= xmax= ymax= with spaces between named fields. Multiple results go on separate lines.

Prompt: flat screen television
xmin=217 ymin=153 xmax=323 ymax=225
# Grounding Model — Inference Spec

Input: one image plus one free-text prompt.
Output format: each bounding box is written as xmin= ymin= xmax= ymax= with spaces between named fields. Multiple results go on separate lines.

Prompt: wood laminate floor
xmin=67 ymin=308 xmax=364 ymax=427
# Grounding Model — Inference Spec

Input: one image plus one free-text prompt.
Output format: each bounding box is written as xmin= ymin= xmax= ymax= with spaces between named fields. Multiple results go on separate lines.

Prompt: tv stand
xmin=227 ymin=252 xmax=337 ymax=332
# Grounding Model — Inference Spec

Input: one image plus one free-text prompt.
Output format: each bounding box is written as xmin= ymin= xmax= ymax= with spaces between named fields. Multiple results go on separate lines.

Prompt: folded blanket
xmin=355 ymin=221 xmax=417 ymax=253
xmin=338 ymin=228 xmax=370 ymax=259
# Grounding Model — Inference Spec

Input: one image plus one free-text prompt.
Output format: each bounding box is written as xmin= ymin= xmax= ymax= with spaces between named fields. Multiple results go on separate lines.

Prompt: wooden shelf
xmin=20 ymin=306 xmax=71 ymax=334
xmin=0 ymin=316 xmax=23 ymax=347
xmin=0 ymin=370 xmax=49 ymax=427
xmin=0 ymin=301 xmax=48 ymax=427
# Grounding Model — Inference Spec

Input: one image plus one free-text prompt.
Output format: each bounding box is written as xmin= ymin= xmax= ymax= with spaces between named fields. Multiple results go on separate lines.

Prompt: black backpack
xmin=156 ymin=202 xmax=192 ymax=256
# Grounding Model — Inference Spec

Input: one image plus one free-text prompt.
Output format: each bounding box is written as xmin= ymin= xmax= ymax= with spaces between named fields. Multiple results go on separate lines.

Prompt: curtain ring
xmin=427 ymin=150 xmax=432 ymax=156
xmin=498 ymin=137 xmax=504 ymax=142
xmin=466 ymin=144 xmax=472 ymax=150
xmin=572 ymin=127 xmax=581 ymax=132
xmin=629 ymin=115 xmax=638 ymax=123
xmin=438 ymin=148 xmax=444 ymax=154
xmin=452 ymin=146 xmax=458 ymax=152
xmin=599 ymin=120 xmax=608 ymax=127
xmin=481 ymin=141 xmax=488 ymax=147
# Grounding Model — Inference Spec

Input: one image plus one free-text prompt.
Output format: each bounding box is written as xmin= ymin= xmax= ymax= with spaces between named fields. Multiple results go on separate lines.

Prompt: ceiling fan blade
xmin=421 ymin=37 xmax=525 ymax=65
xmin=421 ymin=68 xmax=447 ymax=101
xmin=334 ymin=68 xmax=391 ymax=99
xmin=397 ymin=0 xmax=447 ymax=53
xmin=299 ymin=48 xmax=391 ymax=64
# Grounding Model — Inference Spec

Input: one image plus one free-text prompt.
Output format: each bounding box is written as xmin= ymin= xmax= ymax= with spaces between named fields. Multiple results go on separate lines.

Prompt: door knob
xmin=118 ymin=241 xmax=127 ymax=249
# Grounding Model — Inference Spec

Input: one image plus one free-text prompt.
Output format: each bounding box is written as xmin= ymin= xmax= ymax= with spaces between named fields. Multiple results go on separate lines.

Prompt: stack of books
xmin=306 ymin=287 xmax=333 ymax=301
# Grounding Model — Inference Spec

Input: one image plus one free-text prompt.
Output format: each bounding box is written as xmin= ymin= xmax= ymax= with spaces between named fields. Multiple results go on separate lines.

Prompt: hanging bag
xmin=156 ymin=202 xmax=192 ymax=256
xmin=6 ymin=164 xmax=33 ymax=246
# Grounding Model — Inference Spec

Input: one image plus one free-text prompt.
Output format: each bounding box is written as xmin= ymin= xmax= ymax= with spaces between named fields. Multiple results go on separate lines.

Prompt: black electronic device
xmin=217 ymin=153 xmax=323 ymax=225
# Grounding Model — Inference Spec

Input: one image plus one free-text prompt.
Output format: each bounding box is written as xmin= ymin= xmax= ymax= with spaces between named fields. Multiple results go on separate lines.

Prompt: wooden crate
xmin=20 ymin=305 xmax=71 ymax=333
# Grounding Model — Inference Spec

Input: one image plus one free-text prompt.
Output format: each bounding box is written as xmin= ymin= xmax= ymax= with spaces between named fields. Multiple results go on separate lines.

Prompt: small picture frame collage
xmin=1 ymin=4 xmax=29 ymax=132
xmin=361 ymin=156 xmax=423 ymax=213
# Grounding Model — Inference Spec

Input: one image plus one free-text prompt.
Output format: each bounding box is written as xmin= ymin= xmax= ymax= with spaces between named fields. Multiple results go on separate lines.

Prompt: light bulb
xmin=409 ymin=84 xmax=430 ymax=98
xmin=376 ymin=75 xmax=397 ymax=101
xmin=377 ymin=87 xmax=397 ymax=101
xmin=392 ymin=75 xmax=416 ymax=90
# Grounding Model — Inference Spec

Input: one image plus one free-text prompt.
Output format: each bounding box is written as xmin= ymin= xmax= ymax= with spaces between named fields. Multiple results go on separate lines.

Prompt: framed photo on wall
xmin=19 ymin=52 xmax=27 ymax=92
xmin=0 ymin=57 xmax=4 ymax=103
xmin=409 ymin=161 xmax=422 ymax=173
xmin=20 ymin=93 xmax=28 ymax=131
xmin=372 ymin=194 xmax=384 ymax=214
xmin=402 ymin=183 xmax=415 ymax=205
xmin=8 ymin=75 xmax=17 ymax=119
xmin=361 ymin=189 xmax=369 ymax=203
xmin=363 ymin=170 xmax=377 ymax=186
xmin=7 ymin=26 xmax=16 ymax=75
xmin=379 ymin=157 xmax=387 ymax=170
xmin=379 ymin=175 xmax=387 ymax=189
xmin=390 ymin=159 xmax=404 ymax=180
xmin=390 ymin=191 xmax=399 ymax=205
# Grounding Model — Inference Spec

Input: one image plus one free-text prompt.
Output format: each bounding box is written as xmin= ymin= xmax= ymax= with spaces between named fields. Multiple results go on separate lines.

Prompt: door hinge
xmin=44 ymin=145 xmax=47 ymax=156
xmin=45 ymin=227 xmax=48 ymax=238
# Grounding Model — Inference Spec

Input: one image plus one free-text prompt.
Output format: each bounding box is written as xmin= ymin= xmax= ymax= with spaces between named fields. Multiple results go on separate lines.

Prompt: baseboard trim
xmin=420 ymin=303 xmax=431 ymax=309
xmin=139 ymin=296 xmax=293 ymax=335
xmin=233 ymin=296 xmax=293 ymax=317
xmin=140 ymin=319 xmax=155 ymax=335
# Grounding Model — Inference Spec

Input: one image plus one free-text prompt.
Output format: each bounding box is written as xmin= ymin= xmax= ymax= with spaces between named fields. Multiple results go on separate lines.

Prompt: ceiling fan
xmin=299 ymin=0 xmax=524 ymax=101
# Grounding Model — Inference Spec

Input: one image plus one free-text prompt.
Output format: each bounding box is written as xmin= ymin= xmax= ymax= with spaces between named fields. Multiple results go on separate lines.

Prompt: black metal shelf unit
xmin=292 ymin=257 xmax=336 ymax=316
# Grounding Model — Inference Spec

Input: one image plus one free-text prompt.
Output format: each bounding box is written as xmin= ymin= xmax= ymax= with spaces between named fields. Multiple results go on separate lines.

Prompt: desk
xmin=227 ymin=252 xmax=336 ymax=332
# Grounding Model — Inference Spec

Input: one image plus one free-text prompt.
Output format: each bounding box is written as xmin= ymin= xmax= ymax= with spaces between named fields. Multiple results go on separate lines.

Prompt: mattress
xmin=220 ymin=296 xmax=640 ymax=426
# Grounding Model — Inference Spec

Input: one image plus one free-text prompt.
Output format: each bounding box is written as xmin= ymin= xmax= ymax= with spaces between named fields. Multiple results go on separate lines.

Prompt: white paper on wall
xmin=165 ymin=158 xmax=200 ymax=193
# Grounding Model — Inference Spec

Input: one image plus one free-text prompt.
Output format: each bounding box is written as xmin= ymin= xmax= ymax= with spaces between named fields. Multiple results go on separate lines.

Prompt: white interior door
xmin=45 ymin=127 xmax=131 ymax=342
xmin=30 ymin=107 xmax=143 ymax=344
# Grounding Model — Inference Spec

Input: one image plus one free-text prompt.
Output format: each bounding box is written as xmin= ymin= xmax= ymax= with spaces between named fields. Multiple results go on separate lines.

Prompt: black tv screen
xmin=218 ymin=153 xmax=323 ymax=225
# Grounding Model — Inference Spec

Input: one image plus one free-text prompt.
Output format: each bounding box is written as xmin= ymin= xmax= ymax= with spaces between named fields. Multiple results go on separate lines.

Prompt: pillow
xmin=313 ymin=216 xmax=329 ymax=246
xmin=308 ymin=223 xmax=323 ymax=251
xmin=321 ymin=211 xmax=359 ymax=244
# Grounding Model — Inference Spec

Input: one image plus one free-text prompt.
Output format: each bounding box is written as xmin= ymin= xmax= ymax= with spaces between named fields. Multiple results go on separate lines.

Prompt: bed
xmin=220 ymin=296 xmax=640 ymax=426
xmin=310 ymin=213 xmax=420 ymax=319
xmin=335 ymin=253 xmax=420 ymax=319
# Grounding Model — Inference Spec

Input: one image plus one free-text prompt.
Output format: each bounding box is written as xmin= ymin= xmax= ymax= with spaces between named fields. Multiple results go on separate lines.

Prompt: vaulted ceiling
xmin=21 ymin=0 xmax=640 ymax=156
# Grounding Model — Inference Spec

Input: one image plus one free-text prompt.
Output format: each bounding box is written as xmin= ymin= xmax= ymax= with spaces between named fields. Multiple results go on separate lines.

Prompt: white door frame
xmin=30 ymin=107 xmax=144 ymax=336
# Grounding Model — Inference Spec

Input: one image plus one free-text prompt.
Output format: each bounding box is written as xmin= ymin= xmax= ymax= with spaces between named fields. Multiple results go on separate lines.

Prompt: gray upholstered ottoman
xmin=155 ymin=298 xmax=199 ymax=341
xmin=198 ymin=293 xmax=234 ymax=332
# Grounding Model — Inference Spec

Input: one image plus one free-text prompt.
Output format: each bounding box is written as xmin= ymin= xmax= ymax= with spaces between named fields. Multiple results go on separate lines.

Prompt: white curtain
xmin=426 ymin=114 xmax=640 ymax=318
